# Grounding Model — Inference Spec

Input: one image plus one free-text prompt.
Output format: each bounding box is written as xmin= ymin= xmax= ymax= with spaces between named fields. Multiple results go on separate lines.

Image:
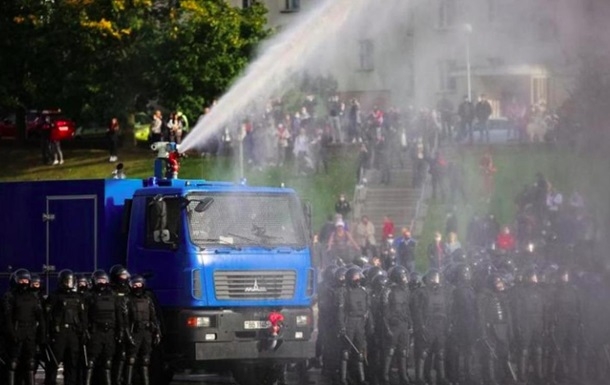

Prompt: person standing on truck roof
xmin=2 ymin=268 xmax=46 ymax=385
xmin=44 ymin=269 xmax=87 ymax=385
xmin=110 ymin=265 xmax=132 ymax=385
xmin=85 ymin=270 xmax=124 ymax=385
xmin=125 ymin=275 xmax=161 ymax=385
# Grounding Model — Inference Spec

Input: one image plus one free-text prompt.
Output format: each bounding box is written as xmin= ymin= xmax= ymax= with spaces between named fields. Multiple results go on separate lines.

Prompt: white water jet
xmin=179 ymin=0 xmax=365 ymax=152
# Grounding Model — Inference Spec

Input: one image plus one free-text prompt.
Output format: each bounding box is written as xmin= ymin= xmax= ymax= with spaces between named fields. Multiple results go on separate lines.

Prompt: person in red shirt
xmin=496 ymin=225 xmax=516 ymax=252
xmin=382 ymin=215 xmax=395 ymax=241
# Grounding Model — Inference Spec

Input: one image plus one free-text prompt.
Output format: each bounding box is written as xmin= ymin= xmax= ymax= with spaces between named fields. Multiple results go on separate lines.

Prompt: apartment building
xmin=232 ymin=0 xmax=583 ymax=113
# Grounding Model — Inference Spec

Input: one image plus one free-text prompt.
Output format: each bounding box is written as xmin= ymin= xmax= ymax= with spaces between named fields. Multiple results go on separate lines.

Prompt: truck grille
xmin=214 ymin=270 xmax=296 ymax=300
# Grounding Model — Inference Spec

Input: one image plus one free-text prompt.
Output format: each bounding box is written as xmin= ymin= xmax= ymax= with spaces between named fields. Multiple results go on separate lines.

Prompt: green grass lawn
xmin=0 ymin=142 xmax=358 ymax=230
xmin=415 ymin=143 xmax=610 ymax=271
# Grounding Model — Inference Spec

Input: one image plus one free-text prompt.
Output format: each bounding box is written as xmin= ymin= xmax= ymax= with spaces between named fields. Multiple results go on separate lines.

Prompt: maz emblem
xmin=245 ymin=278 xmax=267 ymax=293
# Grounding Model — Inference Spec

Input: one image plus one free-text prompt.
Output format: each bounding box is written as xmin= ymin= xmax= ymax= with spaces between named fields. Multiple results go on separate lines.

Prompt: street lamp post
xmin=464 ymin=23 xmax=473 ymax=102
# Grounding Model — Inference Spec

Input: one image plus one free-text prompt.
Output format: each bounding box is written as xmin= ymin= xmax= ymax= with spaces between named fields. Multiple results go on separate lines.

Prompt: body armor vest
xmin=91 ymin=292 xmax=116 ymax=325
xmin=12 ymin=291 xmax=40 ymax=324
xmin=54 ymin=292 xmax=82 ymax=325
xmin=345 ymin=287 xmax=368 ymax=317
xmin=388 ymin=286 xmax=410 ymax=323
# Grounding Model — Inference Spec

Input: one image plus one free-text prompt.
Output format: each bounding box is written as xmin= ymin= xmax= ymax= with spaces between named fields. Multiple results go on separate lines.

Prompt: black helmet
xmin=409 ymin=271 xmax=422 ymax=291
xmin=451 ymin=248 xmax=467 ymax=264
xmin=345 ymin=267 xmax=363 ymax=288
xmin=13 ymin=268 xmax=31 ymax=291
xmin=455 ymin=264 xmax=472 ymax=284
xmin=363 ymin=266 xmax=385 ymax=287
xmin=488 ymin=274 xmax=506 ymax=292
xmin=523 ymin=266 xmax=538 ymax=284
xmin=30 ymin=273 xmax=42 ymax=293
xmin=58 ymin=269 xmax=75 ymax=290
xmin=371 ymin=273 xmax=389 ymax=291
xmin=76 ymin=274 xmax=90 ymax=292
xmin=130 ymin=274 xmax=146 ymax=295
xmin=92 ymin=269 xmax=110 ymax=291
xmin=423 ymin=269 xmax=441 ymax=288
xmin=322 ymin=266 xmax=338 ymax=284
xmin=353 ymin=255 xmax=369 ymax=268
xmin=109 ymin=264 xmax=130 ymax=286
xmin=389 ymin=265 xmax=409 ymax=286
xmin=334 ymin=267 xmax=348 ymax=287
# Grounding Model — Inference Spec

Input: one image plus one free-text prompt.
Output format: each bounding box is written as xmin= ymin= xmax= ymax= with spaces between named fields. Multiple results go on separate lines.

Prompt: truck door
xmin=45 ymin=195 xmax=98 ymax=292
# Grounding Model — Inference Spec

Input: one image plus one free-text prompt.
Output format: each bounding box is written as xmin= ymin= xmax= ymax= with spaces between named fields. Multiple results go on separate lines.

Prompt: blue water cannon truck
xmin=0 ymin=142 xmax=317 ymax=384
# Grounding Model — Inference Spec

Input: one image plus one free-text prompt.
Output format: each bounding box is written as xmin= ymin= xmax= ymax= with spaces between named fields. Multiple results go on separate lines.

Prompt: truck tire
xmin=232 ymin=363 xmax=282 ymax=385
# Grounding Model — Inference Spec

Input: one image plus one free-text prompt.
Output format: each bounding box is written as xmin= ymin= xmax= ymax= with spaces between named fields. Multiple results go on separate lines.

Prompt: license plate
xmin=244 ymin=320 xmax=270 ymax=329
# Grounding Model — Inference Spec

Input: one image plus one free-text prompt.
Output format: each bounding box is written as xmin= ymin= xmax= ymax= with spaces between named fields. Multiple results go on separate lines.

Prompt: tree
xmin=0 ymin=0 xmax=269 ymax=142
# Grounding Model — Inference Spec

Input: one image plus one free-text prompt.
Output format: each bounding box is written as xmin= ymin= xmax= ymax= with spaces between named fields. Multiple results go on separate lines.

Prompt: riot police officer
xmin=337 ymin=267 xmax=371 ymax=385
xmin=512 ymin=267 xmax=545 ymax=383
xmin=325 ymin=267 xmax=348 ymax=382
xmin=85 ymin=269 xmax=123 ymax=385
xmin=30 ymin=274 xmax=43 ymax=299
xmin=110 ymin=265 xmax=131 ymax=385
xmin=368 ymin=271 xmax=389 ymax=385
xmin=316 ymin=266 xmax=338 ymax=373
xmin=448 ymin=264 xmax=477 ymax=385
xmin=125 ymin=275 xmax=161 ymax=385
xmin=476 ymin=274 xmax=514 ymax=385
xmin=382 ymin=266 xmax=411 ymax=385
xmin=546 ymin=267 xmax=581 ymax=383
xmin=2 ymin=268 xmax=46 ymax=385
xmin=411 ymin=269 xmax=449 ymax=385
xmin=44 ymin=269 xmax=88 ymax=385
xmin=76 ymin=274 xmax=91 ymax=297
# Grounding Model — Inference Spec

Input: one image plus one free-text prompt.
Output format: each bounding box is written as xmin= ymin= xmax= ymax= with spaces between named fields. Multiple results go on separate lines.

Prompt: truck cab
xmin=124 ymin=178 xmax=316 ymax=375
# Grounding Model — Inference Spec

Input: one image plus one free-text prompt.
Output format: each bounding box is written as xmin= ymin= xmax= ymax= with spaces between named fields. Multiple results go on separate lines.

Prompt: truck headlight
xmin=296 ymin=315 xmax=309 ymax=327
xmin=187 ymin=316 xmax=211 ymax=328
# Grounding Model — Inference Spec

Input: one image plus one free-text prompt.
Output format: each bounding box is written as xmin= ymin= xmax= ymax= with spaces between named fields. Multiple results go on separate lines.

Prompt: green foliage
xmin=0 ymin=0 xmax=270 ymax=134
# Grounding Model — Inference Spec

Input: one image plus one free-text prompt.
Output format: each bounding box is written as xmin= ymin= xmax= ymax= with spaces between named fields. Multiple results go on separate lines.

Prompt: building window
xmin=242 ymin=0 xmax=252 ymax=8
xmin=282 ymin=0 xmax=300 ymax=12
xmin=532 ymin=77 xmax=549 ymax=107
xmin=438 ymin=60 xmax=456 ymax=92
xmin=358 ymin=40 xmax=375 ymax=71
xmin=438 ymin=0 xmax=457 ymax=29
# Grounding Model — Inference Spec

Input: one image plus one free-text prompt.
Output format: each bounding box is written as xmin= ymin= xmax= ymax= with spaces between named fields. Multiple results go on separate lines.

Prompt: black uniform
xmin=476 ymin=276 xmax=514 ymax=385
xmin=382 ymin=267 xmax=411 ymax=385
xmin=86 ymin=273 xmax=123 ymax=385
xmin=44 ymin=272 xmax=87 ymax=385
xmin=512 ymin=275 xmax=545 ymax=382
xmin=448 ymin=266 xmax=477 ymax=384
xmin=110 ymin=266 xmax=131 ymax=385
xmin=547 ymin=272 xmax=582 ymax=382
xmin=2 ymin=270 xmax=45 ymax=385
xmin=317 ymin=269 xmax=339 ymax=375
xmin=126 ymin=276 xmax=161 ymax=385
xmin=337 ymin=268 xmax=370 ymax=385
xmin=368 ymin=273 xmax=389 ymax=385
xmin=411 ymin=271 xmax=449 ymax=385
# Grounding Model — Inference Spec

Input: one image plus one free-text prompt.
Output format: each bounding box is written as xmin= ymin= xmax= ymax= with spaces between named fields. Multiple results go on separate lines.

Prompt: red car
xmin=0 ymin=110 xmax=76 ymax=140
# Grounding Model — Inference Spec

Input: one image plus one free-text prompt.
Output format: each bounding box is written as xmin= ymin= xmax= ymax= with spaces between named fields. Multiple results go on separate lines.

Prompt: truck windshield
xmin=186 ymin=192 xmax=307 ymax=247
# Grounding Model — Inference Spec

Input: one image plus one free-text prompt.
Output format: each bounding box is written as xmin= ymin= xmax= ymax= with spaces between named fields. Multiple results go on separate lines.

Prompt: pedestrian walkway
xmin=354 ymin=165 xmax=426 ymax=243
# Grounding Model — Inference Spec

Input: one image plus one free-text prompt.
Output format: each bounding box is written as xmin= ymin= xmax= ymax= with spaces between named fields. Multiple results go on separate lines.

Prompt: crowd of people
xmin=0 ymin=266 xmax=160 ymax=385
xmin=311 ymin=165 xmax=607 ymax=385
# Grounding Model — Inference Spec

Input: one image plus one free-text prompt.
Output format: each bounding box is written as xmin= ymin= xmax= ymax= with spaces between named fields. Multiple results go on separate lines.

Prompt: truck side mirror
xmin=302 ymin=200 xmax=312 ymax=241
